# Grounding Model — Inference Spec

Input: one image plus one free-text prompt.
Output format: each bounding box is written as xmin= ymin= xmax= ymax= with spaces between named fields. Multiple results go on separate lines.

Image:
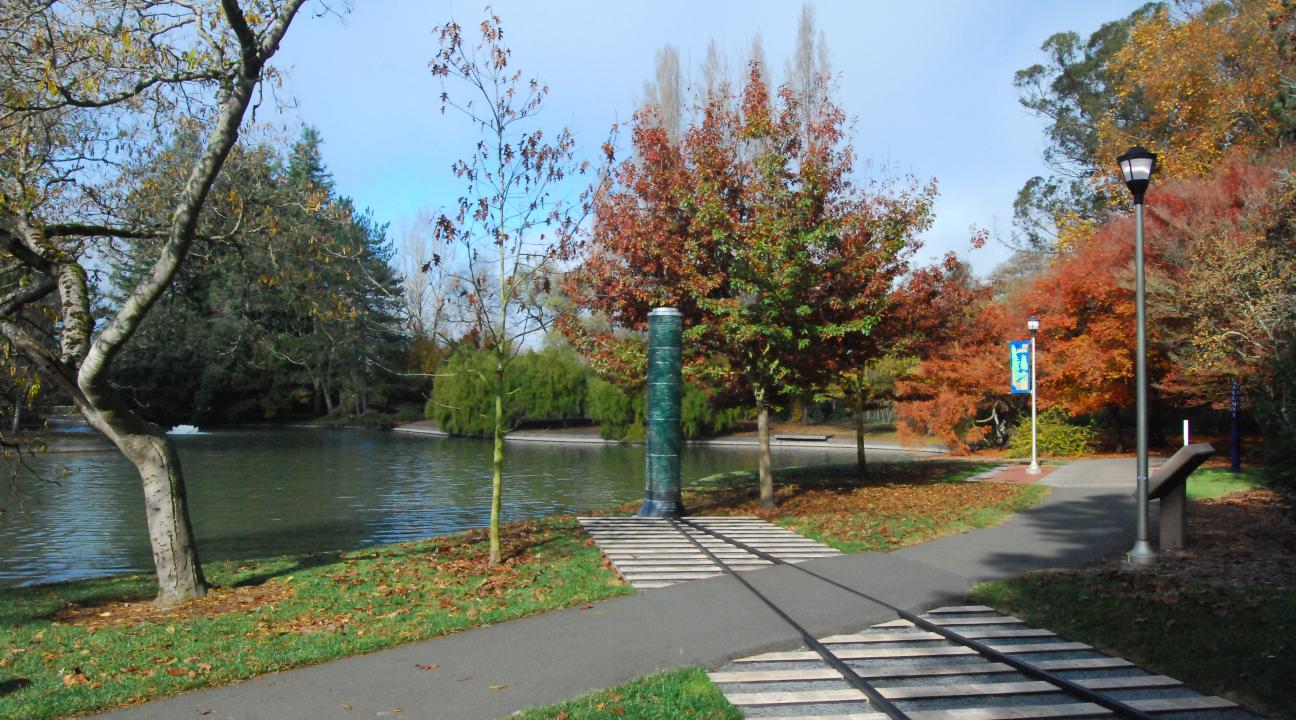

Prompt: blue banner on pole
xmin=1009 ymin=340 xmax=1032 ymax=394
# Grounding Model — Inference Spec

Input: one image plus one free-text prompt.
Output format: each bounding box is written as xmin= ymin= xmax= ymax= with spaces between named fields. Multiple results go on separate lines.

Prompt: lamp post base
xmin=1026 ymin=462 xmax=1041 ymax=475
xmin=1122 ymin=540 xmax=1157 ymax=569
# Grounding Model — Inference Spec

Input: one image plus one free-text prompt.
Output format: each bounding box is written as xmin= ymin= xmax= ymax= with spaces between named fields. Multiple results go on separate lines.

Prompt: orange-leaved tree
xmin=1096 ymin=0 xmax=1293 ymax=192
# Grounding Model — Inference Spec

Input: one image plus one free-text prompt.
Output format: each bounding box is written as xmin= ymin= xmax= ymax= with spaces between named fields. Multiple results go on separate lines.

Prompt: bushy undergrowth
xmin=429 ymin=345 xmax=747 ymax=440
xmin=1006 ymin=408 xmax=1098 ymax=458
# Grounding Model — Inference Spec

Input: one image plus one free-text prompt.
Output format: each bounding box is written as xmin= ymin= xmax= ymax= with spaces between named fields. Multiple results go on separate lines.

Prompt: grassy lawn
xmin=970 ymin=486 xmax=1296 ymax=719
xmin=0 ymin=518 xmax=631 ymax=720
xmin=514 ymin=667 xmax=741 ymax=720
xmin=682 ymin=460 xmax=1049 ymax=553
xmin=1186 ymin=466 xmax=1262 ymax=500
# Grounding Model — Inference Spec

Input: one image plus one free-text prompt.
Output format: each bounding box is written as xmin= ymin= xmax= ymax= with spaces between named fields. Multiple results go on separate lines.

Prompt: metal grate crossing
xmin=577 ymin=516 xmax=841 ymax=589
xmin=710 ymin=606 xmax=1249 ymax=720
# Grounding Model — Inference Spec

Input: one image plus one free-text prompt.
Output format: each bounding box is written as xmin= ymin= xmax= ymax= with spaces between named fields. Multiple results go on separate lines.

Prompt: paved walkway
xmin=99 ymin=459 xmax=1142 ymax=720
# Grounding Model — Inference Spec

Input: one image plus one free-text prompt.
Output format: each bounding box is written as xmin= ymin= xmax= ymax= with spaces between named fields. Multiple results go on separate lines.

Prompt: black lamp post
xmin=1118 ymin=145 xmax=1158 ymax=567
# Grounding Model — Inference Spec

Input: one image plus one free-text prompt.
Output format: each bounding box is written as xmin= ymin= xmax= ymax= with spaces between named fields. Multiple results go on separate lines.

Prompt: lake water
xmin=0 ymin=428 xmax=916 ymax=586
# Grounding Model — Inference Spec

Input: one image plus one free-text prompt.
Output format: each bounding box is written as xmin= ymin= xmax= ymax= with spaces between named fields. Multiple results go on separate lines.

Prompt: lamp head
xmin=1117 ymin=146 xmax=1157 ymax=203
xmin=1027 ymin=315 xmax=1040 ymax=333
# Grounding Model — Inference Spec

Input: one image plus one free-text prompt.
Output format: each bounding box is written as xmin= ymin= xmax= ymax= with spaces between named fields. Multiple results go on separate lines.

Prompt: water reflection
xmin=0 ymin=428 xmax=912 ymax=586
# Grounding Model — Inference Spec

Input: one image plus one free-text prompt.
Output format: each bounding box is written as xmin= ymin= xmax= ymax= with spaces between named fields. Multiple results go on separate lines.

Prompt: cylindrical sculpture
xmin=638 ymin=307 xmax=684 ymax=518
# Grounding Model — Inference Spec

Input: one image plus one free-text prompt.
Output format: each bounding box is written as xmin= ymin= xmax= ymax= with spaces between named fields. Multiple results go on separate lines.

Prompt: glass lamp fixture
xmin=1117 ymin=146 xmax=1157 ymax=202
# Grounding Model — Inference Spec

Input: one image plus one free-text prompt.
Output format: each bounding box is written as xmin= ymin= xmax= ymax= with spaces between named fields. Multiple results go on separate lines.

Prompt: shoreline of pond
xmin=18 ymin=416 xmax=949 ymax=455
xmin=391 ymin=419 xmax=950 ymax=454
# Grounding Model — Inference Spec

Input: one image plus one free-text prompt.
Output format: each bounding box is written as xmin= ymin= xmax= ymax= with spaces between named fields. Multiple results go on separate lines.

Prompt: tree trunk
xmin=757 ymin=398 xmax=775 ymax=509
xmin=11 ymin=389 xmax=21 ymax=433
xmin=855 ymin=392 xmax=868 ymax=480
xmin=1108 ymin=404 xmax=1125 ymax=453
xmin=313 ymin=377 xmax=324 ymax=415
xmin=1148 ymin=389 xmax=1167 ymax=449
xmin=489 ymin=363 xmax=505 ymax=565
xmin=84 ymin=406 xmax=207 ymax=606
xmin=323 ymin=384 xmax=334 ymax=415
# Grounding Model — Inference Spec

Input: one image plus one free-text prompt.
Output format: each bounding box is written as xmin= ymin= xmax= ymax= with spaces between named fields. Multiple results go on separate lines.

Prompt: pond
xmin=0 ymin=428 xmax=920 ymax=586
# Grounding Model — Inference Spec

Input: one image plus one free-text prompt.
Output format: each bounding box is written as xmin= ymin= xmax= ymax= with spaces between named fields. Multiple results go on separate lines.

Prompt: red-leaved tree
xmin=564 ymin=64 xmax=934 ymax=506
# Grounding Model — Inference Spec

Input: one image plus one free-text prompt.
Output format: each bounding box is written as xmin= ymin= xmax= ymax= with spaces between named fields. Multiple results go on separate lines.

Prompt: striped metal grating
xmin=710 ymin=606 xmax=1251 ymax=719
xmin=577 ymin=516 xmax=841 ymax=589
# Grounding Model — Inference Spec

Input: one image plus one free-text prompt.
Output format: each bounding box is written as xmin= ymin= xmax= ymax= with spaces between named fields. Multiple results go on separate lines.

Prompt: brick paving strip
xmin=577 ymin=516 xmax=842 ymax=589
xmin=710 ymin=606 xmax=1248 ymax=720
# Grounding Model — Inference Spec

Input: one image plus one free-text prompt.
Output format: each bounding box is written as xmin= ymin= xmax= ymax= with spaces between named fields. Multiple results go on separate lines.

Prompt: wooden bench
xmin=773 ymin=433 xmax=831 ymax=442
xmin=1147 ymin=443 xmax=1214 ymax=551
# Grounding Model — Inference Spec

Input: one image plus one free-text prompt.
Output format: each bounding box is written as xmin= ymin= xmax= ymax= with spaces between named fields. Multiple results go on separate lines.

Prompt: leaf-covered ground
xmin=971 ymin=487 xmax=1296 ymax=719
xmin=681 ymin=461 xmax=1049 ymax=552
xmin=0 ymin=518 xmax=630 ymax=720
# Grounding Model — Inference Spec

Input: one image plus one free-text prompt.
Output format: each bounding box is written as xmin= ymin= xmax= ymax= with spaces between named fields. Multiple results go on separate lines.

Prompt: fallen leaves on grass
xmin=690 ymin=477 xmax=1038 ymax=551
xmin=1145 ymin=488 xmax=1296 ymax=590
xmin=54 ymin=582 xmax=295 ymax=631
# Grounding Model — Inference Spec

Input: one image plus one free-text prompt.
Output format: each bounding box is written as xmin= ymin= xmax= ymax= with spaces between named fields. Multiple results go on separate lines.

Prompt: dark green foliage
xmin=588 ymin=378 xmax=746 ymax=441
xmin=109 ymin=128 xmax=412 ymax=425
xmin=587 ymin=377 xmax=646 ymax=441
xmin=681 ymin=384 xmax=749 ymax=438
xmin=428 ymin=346 xmax=591 ymax=436
xmin=427 ymin=346 xmax=746 ymax=440
xmin=428 ymin=345 xmax=510 ymax=437
xmin=1006 ymin=408 xmax=1099 ymax=458
xmin=512 ymin=347 xmax=588 ymax=422
xmin=1257 ymin=356 xmax=1296 ymax=490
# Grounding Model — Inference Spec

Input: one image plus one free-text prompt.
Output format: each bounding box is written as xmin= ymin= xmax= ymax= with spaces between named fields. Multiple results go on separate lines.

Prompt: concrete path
xmin=98 ymin=461 xmax=1142 ymax=720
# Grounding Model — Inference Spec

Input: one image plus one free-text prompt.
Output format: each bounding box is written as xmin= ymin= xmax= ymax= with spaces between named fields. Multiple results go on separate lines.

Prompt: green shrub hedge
xmin=1007 ymin=408 xmax=1098 ymax=458
xmin=426 ymin=346 xmax=746 ymax=440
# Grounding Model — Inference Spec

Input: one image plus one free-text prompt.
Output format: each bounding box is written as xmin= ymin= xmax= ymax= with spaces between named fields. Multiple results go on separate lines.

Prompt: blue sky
xmin=268 ymin=0 xmax=1144 ymax=276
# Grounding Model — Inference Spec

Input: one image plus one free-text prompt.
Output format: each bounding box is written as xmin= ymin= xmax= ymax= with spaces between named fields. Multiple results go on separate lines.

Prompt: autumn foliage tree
xmin=0 ymin=0 xmax=306 ymax=606
xmin=565 ymin=63 xmax=934 ymax=507
xmin=1096 ymin=0 xmax=1293 ymax=184
xmin=897 ymin=153 xmax=1296 ymax=463
xmin=892 ymin=256 xmax=1010 ymax=453
xmin=1015 ymin=0 xmax=1296 ymax=249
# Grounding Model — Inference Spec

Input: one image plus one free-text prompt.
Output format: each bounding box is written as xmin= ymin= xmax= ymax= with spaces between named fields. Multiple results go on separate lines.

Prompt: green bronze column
xmin=638 ymin=307 xmax=684 ymax=517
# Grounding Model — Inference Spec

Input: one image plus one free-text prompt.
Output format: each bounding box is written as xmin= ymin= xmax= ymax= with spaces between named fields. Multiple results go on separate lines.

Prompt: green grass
xmin=1187 ymin=467 xmax=1263 ymax=500
xmin=970 ymin=571 xmax=1296 ymax=719
xmin=0 ymin=517 xmax=631 ymax=720
xmin=513 ymin=667 xmax=741 ymax=719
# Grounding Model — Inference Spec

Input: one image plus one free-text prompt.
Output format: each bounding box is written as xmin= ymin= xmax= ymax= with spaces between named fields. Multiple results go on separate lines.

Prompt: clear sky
xmin=268 ymin=0 xmax=1145 ymax=276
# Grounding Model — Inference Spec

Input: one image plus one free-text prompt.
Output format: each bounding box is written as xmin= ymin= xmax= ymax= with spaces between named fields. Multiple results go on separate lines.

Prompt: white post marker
xmin=1027 ymin=316 xmax=1040 ymax=475
xmin=1183 ymin=419 xmax=1190 ymax=447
